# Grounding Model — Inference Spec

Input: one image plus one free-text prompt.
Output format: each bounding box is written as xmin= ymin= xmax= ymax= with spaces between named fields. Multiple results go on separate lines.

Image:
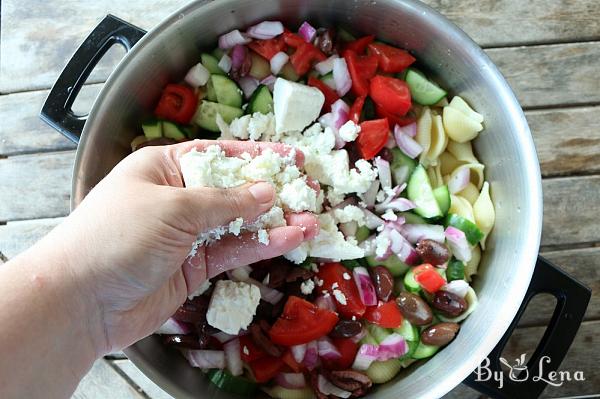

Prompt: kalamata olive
xmin=162 ymin=334 xmax=208 ymax=349
xmin=420 ymin=322 xmax=460 ymax=346
xmin=378 ymin=147 xmax=394 ymax=163
xmin=330 ymin=320 xmax=363 ymax=338
xmin=396 ymin=292 xmax=433 ymax=326
xmin=250 ymin=323 xmax=281 ymax=357
xmin=325 ymin=369 xmax=373 ymax=392
xmin=416 ymin=239 xmax=450 ymax=266
xmin=173 ymin=297 xmax=209 ymax=323
xmin=314 ymin=28 xmax=335 ymax=55
xmin=370 ymin=266 xmax=394 ymax=302
xmin=432 ymin=290 xmax=467 ymax=317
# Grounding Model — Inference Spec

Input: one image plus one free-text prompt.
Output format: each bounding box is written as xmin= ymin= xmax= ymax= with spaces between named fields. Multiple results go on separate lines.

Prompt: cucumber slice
xmin=367 ymin=324 xmax=391 ymax=343
xmin=405 ymin=68 xmax=447 ymax=105
xmin=279 ymin=62 xmax=300 ymax=81
xmin=247 ymin=85 xmax=273 ymax=114
xmin=195 ymin=101 xmax=244 ymax=132
xmin=403 ymin=269 xmax=421 ymax=293
xmin=207 ymin=369 xmax=257 ymax=396
xmin=212 ymin=47 xmax=225 ymax=61
xmin=355 ymin=225 xmax=371 ymax=243
xmin=248 ymin=51 xmax=271 ymax=80
xmin=390 ymin=148 xmax=417 ymax=186
xmin=261 ymin=386 xmax=315 ymax=399
xmin=446 ymin=213 xmax=484 ymax=245
xmin=365 ymin=254 xmax=409 ymax=277
xmin=341 ymin=259 xmax=365 ymax=270
xmin=320 ymin=72 xmax=336 ymax=89
xmin=211 ymin=75 xmax=243 ymax=108
xmin=206 ymin=77 xmax=217 ymax=102
xmin=394 ymin=319 xmax=419 ymax=342
xmin=433 ymin=185 xmax=451 ymax=215
xmin=201 ymin=53 xmax=224 ymax=75
xmin=446 ymin=259 xmax=465 ymax=281
xmin=366 ymin=359 xmax=403 ymax=384
xmin=359 ymin=330 xmax=379 ymax=346
xmin=398 ymin=212 xmax=427 ymax=225
xmin=411 ymin=340 xmax=439 ymax=359
xmin=407 ymin=165 xmax=443 ymax=218
xmin=141 ymin=120 xmax=162 ymax=139
xmin=162 ymin=121 xmax=187 ymax=140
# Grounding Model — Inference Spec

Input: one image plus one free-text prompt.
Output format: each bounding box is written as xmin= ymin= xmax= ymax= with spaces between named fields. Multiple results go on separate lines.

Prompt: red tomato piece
xmin=368 ymin=42 xmax=416 ymax=73
xmin=369 ymin=75 xmax=412 ymax=116
xmin=322 ymin=338 xmax=359 ymax=370
xmin=349 ymin=95 xmax=366 ymax=123
xmin=344 ymin=35 xmax=376 ymax=54
xmin=249 ymin=356 xmax=285 ymax=383
xmin=364 ymin=300 xmax=404 ymax=328
xmin=281 ymin=350 xmax=303 ymax=373
xmin=317 ymin=263 xmax=366 ymax=318
xmin=239 ymin=335 xmax=266 ymax=363
xmin=344 ymin=50 xmax=378 ymax=97
xmin=357 ymin=118 xmax=390 ymax=160
xmin=283 ymin=30 xmax=306 ymax=48
xmin=308 ymin=76 xmax=339 ymax=112
xmin=289 ymin=42 xmax=327 ymax=76
xmin=375 ymin=104 xmax=417 ymax=127
xmin=248 ymin=37 xmax=287 ymax=60
xmin=413 ymin=264 xmax=446 ymax=293
xmin=269 ymin=296 xmax=338 ymax=346
xmin=154 ymin=84 xmax=197 ymax=125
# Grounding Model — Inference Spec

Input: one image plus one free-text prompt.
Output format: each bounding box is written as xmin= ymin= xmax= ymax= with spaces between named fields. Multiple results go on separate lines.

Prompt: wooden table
xmin=1 ymin=1 xmax=598 ymax=398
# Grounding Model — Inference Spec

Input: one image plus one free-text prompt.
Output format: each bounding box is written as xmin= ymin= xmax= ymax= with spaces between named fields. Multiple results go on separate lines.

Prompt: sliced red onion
xmin=315 ymin=294 xmax=336 ymax=311
xmin=156 ymin=318 xmax=191 ymax=335
xmin=245 ymin=21 xmax=284 ymax=40
xmin=315 ymin=55 xmax=339 ymax=75
xmin=318 ymin=375 xmax=352 ymax=398
xmin=388 ymin=228 xmax=406 ymax=254
xmin=394 ymin=127 xmax=423 ymax=159
xmin=185 ymin=350 xmax=225 ymax=369
xmin=224 ymin=338 xmax=243 ymax=376
xmin=319 ymin=112 xmax=345 ymax=149
xmin=339 ymin=221 xmax=358 ymax=238
xmin=448 ymin=167 xmax=470 ymax=194
xmin=377 ymin=333 xmax=408 ymax=361
xmin=373 ymin=183 xmax=407 ymax=212
xmin=330 ymin=196 xmax=358 ymax=210
xmin=353 ymin=267 xmax=378 ymax=306
xmin=363 ymin=208 xmax=385 ymax=229
xmin=219 ymin=29 xmax=251 ymax=49
xmin=332 ymin=58 xmax=352 ymax=96
xmin=298 ymin=21 xmax=317 ymax=43
xmin=217 ymin=54 xmax=232 ymax=73
xmin=401 ymin=224 xmax=445 ymax=244
xmin=318 ymin=337 xmax=342 ymax=360
xmin=238 ymin=76 xmax=259 ymax=99
xmin=443 ymin=280 xmax=469 ymax=298
xmin=247 ymin=278 xmax=284 ymax=304
xmin=361 ymin=180 xmax=380 ymax=208
xmin=260 ymin=75 xmax=277 ymax=91
xmin=389 ymin=230 xmax=419 ymax=265
xmin=375 ymin=198 xmax=416 ymax=213
xmin=275 ymin=373 xmax=307 ymax=389
xmin=331 ymin=99 xmax=349 ymax=129
xmin=212 ymin=331 xmax=237 ymax=343
xmin=231 ymin=44 xmax=248 ymax=75
xmin=352 ymin=344 xmax=379 ymax=370
xmin=375 ymin=157 xmax=392 ymax=189
xmin=303 ymin=340 xmax=319 ymax=370
xmin=396 ymin=122 xmax=417 ymax=138
xmin=445 ymin=226 xmax=472 ymax=262
xmin=270 ymin=51 xmax=289 ymax=75
xmin=291 ymin=343 xmax=308 ymax=363
xmin=184 ymin=62 xmax=210 ymax=87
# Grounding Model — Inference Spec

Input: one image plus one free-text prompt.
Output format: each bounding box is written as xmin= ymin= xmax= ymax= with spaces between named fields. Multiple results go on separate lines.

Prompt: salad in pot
xmin=133 ymin=19 xmax=495 ymax=399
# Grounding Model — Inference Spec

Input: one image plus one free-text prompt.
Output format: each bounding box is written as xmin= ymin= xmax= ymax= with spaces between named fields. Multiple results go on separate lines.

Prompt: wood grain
xmin=72 ymin=359 xmax=145 ymax=399
xmin=0 ymin=217 xmax=64 ymax=258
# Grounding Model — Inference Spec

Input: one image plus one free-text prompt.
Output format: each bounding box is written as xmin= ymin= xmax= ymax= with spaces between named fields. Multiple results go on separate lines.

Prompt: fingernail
xmin=248 ymin=182 xmax=274 ymax=205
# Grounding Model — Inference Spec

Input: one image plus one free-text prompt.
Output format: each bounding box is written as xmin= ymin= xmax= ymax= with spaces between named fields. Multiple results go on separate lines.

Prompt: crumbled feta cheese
xmin=228 ymin=217 xmax=244 ymax=236
xmin=247 ymin=112 xmax=275 ymax=141
xmin=301 ymin=279 xmax=315 ymax=295
xmin=279 ymin=178 xmax=318 ymax=212
xmin=229 ymin=114 xmax=252 ymax=140
xmin=258 ymin=229 xmax=270 ymax=245
xmin=206 ymin=280 xmax=261 ymax=335
xmin=315 ymin=277 xmax=324 ymax=287
xmin=333 ymin=289 xmax=347 ymax=305
xmin=334 ymin=205 xmax=366 ymax=226
xmin=327 ymin=187 xmax=345 ymax=207
xmin=274 ymin=78 xmax=324 ymax=134
xmin=284 ymin=242 xmax=309 ymax=264
xmin=376 ymin=189 xmax=386 ymax=203
xmin=188 ymin=280 xmax=211 ymax=299
xmin=331 ymin=282 xmax=339 ymax=289
xmin=343 ymin=272 xmax=351 ymax=280
xmin=375 ymin=234 xmax=391 ymax=258
xmin=382 ymin=209 xmax=398 ymax=221
xmin=338 ymin=120 xmax=361 ymax=142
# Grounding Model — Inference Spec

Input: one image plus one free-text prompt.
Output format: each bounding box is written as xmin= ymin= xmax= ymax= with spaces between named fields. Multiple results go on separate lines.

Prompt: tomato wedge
xmin=281 ymin=350 xmax=303 ymax=373
xmin=357 ymin=118 xmax=390 ymax=160
xmin=344 ymin=35 xmax=375 ymax=54
xmin=308 ymin=76 xmax=339 ymax=112
xmin=368 ymin=42 xmax=416 ymax=73
xmin=321 ymin=338 xmax=359 ymax=370
xmin=370 ymin=75 xmax=412 ymax=116
xmin=317 ymin=263 xmax=366 ymax=318
xmin=282 ymin=30 xmax=306 ymax=48
xmin=349 ymin=95 xmax=366 ymax=124
xmin=364 ymin=300 xmax=404 ymax=328
xmin=239 ymin=335 xmax=266 ymax=363
xmin=269 ymin=296 xmax=338 ymax=346
xmin=375 ymin=104 xmax=417 ymax=127
xmin=154 ymin=84 xmax=198 ymax=124
xmin=248 ymin=356 xmax=285 ymax=383
xmin=248 ymin=37 xmax=287 ymax=60
xmin=344 ymin=50 xmax=378 ymax=97
xmin=413 ymin=264 xmax=446 ymax=293
xmin=289 ymin=42 xmax=327 ymax=76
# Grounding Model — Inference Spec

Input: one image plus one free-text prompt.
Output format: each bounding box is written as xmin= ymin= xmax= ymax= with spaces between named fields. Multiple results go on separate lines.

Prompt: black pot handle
xmin=40 ymin=14 xmax=146 ymax=144
xmin=464 ymin=256 xmax=591 ymax=398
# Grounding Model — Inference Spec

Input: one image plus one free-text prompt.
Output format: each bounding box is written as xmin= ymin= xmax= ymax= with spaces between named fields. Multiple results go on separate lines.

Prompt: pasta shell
xmin=415 ymin=106 xmax=432 ymax=163
xmin=423 ymin=114 xmax=448 ymax=166
xmin=439 ymin=151 xmax=463 ymax=176
xmin=464 ymin=245 xmax=481 ymax=281
xmin=446 ymin=140 xmax=480 ymax=164
xmin=443 ymin=106 xmax=483 ymax=143
xmin=427 ymin=164 xmax=444 ymax=188
xmin=463 ymin=162 xmax=485 ymax=189
xmin=473 ymin=181 xmax=495 ymax=249
xmin=450 ymin=194 xmax=475 ymax=223
xmin=458 ymin=182 xmax=480 ymax=205
xmin=449 ymin=96 xmax=484 ymax=123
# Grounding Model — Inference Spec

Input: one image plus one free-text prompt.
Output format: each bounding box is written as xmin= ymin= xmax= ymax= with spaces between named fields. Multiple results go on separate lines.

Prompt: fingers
xmin=285 ymin=212 xmax=320 ymax=240
xmin=205 ymin=226 xmax=305 ymax=278
xmin=181 ymin=246 xmax=207 ymax=296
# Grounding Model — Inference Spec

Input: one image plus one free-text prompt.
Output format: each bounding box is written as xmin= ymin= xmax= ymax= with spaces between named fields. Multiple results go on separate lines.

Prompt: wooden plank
xmin=113 ymin=360 xmax=175 ymax=399
xmin=486 ymin=42 xmax=600 ymax=109
xmin=0 ymin=217 xmax=64 ymax=258
xmin=72 ymin=359 xmax=144 ymax=399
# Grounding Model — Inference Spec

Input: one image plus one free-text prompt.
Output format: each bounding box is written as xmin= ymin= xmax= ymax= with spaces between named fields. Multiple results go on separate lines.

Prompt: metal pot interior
xmin=73 ymin=0 xmax=543 ymax=398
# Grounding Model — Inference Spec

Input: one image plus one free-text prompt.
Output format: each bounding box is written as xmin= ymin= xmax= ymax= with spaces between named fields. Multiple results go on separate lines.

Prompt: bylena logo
xmin=474 ymin=354 xmax=586 ymax=389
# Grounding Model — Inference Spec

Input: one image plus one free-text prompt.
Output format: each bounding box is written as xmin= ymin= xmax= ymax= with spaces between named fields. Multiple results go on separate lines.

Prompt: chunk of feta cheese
xmin=332 ymin=289 xmax=347 ymax=305
xmin=375 ymin=234 xmax=391 ymax=258
xmin=228 ymin=217 xmax=244 ymax=236
xmin=206 ymin=280 xmax=261 ymax=335
xmin=280 ymin=178 xmax=318 ymax=212
xmin=381 ymin=209 xmax=398 ymax=221
xmin=257 ymin=229 xmax=270 ymax=245
xmin=334 ymin=205 xmax=366 ymax=226
xmin=188 ymin=280 xmax=212 ymax=299
xmin=273 ymin=78 xmax=324 ymax=134
xmin=300 ymin=279 xmax=315 ymax=295
xmin=338 ymin=120 xmax=361 ymax=142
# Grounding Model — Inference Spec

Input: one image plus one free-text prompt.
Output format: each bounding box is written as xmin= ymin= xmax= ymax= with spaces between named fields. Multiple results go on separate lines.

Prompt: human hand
xmin=53 ymin=140 xmax=319 ymax=356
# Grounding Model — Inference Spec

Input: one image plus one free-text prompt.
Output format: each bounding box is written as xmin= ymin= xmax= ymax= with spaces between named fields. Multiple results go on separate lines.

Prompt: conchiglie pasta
xmin=421 ymin=113 xmax=448 ymax=166
xmin=465 ymin=244 xmax=481 ymax=281
xmin=449 ymin=194 xmax=475 ymax=223
xmin=473 ymin=181 xmax=495 ymax=249
xmin=446 ymin=140 xmax=480 ymax=164
xmin=463 ymin=163 xmax=485 ymax=189
xmin=442 ymin=96 xmax=484 ymax=143
xmin=439 ymin=151 xmax=463 ymax=176
xmin=449 ymin=96 xmax=484 ymax=123
xmin=427 ymin=164 xmax=444 ymax=188
xmin=458 ymin=182 xmax=480 ymax=205
xmin=415 ymin=106 xmax=432 ymax=161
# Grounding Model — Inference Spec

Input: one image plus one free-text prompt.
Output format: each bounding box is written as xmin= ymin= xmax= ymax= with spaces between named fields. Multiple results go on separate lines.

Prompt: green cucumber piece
xmin=407 ymin=165 xmax=443 ymax=219
xmin=341 ymin=259 xmax=365 ymax=270
xmin=355 ymin=225 xmax=371 ymax=243
xmin=365 ymin=254 xmax=409 ymax=277
xmin=247 ymin=85 xmax=273 ymax=114
xmin=207 ymin=369 xmax=256 ymax=396
xmin=195 ymin=101 xmax=243 ymax=132
xmin=446 ymin=213 xmax=484 ymax=245
xmin=365 ymin=359 xmax=403 ymax=384
xmin=161 ymin=121 xmax=187 ymax=140
xmin=206 ymin=77 xmax=218 ymax=102
xmin=337 ymin=27 xmax=356 ymax=42
xmin=359 ymin=330 xmax=379 ymax=346
xmin=279 ymin=62 xmax=300 ymax=81
xmin=212 ymin=47 xmax=225 ymax=60
xmin=320 ymin=72 xmax=336 ymax=89
xmin=403 ymin=269 xmax=421 ymax=293
xmin=411 ymin=340 xmax=439 ymax=359
xmin=433 ymin=185 xmax=451 ymax=215
xmin=211 ymin=75 xmax=243 ymax=108
xmin=367 ymin=324 xmax=391 ymax=343
xmin=390 ymin=148 xmax=417 ymax=186
xmin=446 ymin=259 xmax=465 ymax=281
xmin=405 ymin=68 xmax=447 ymax=105
xmin=141 ymin=120 xmax=162 ymax=139
xmin=248 ymin=51 xmax=271 ymax=80
xmin=201 ymin=53 xmax=224 ymax=75
xmin=261 ymin=386 xmax=315 ymax=399
xmin=394 ymin=319 xmax=419 ymax=342
xmin=400 ymin=339 xmax=419 ymax=360
xmin=398 ymin=212 xmax=427 ymax=225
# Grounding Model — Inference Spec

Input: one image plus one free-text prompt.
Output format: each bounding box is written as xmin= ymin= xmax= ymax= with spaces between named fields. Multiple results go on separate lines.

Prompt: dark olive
xmin=432 ymin=290 xmax=468 ymax=317
xmin=396 ymin=292 xmax=433 ymax=326
xmin=329 ymin=320 xmax=363 ymax=338
xmin=162 ymin=334 xmax=207 ymax=349
xmin=250 ymin=323 xmax=281 ymax=357
xmin=326 ymin=369 xmax=373 ymax=392
xmin=416 ymin=239 xmax=450 ymax=266
xmin=421 ymin=322 xmax=460 ymax=346
xmin=378 ymin=147 xmax=394 ymax=163
xmin=370 ymin=266 xmax=394 ymax=302
xmin=173 ymin=297 xmax=209 ymax=323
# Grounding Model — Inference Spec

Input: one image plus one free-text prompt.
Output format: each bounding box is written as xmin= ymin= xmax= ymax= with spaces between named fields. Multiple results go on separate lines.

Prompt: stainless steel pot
xmin=40 ymin=1 xmax=590 ymax=398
